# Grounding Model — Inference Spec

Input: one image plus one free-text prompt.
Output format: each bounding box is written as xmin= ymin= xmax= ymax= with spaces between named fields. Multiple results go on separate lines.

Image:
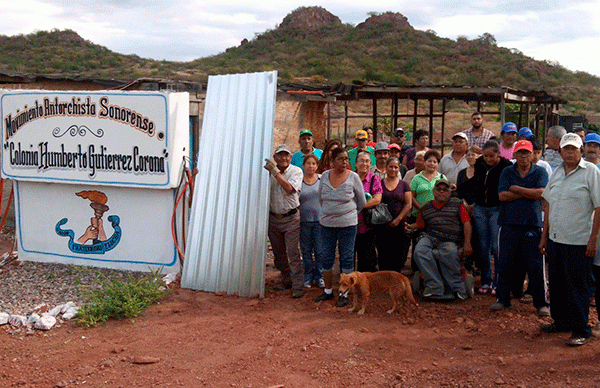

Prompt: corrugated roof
xmin=181 ymin=71 xmax=277 ymax=297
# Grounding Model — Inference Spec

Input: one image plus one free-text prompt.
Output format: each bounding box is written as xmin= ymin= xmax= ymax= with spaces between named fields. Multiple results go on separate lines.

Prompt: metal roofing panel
xmin=181 ymin=71 xmax=277 ymax=297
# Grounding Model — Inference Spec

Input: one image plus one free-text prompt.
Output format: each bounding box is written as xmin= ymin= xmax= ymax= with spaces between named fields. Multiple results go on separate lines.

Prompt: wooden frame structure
xmin=282 ymin=82 xmax=567 ymax=154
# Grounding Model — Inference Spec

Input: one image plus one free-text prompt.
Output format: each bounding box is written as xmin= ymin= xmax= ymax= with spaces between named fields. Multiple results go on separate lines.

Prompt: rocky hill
xmin=1 ymin=6 xmax=600 ymax=113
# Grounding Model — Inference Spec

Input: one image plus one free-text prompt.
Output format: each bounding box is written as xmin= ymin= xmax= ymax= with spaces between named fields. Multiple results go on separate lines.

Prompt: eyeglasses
xmin=335 ymin=157 xmax=349 ymax=162
xmin=434 ymin=187 xmax=450 ymax=192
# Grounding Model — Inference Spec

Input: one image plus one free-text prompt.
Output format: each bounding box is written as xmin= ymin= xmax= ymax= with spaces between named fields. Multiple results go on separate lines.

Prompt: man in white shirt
xmin=438 ymin=132 xmax=469 ymax=185
xmin=264 ymin=144 xmax=305 ymax=298
xmin=540 ymin=133 xmax=600 ymax=346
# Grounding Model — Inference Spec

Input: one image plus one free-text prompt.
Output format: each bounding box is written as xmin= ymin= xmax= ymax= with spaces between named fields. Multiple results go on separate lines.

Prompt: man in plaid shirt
xmin=463 ymin=112 xmax=495 ymax=149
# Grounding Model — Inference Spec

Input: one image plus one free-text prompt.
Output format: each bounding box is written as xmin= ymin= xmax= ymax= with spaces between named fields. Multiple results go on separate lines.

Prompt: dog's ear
xmin=349 ymin=273 xmax=357 ymax=285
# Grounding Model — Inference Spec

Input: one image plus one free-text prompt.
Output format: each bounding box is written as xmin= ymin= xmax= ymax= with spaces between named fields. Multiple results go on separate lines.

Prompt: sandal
xmin=478 ymin=284 xmax=491 ymax=294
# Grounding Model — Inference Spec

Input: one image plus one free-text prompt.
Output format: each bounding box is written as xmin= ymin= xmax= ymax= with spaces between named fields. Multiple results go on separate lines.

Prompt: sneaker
xmin=291 ymin=289 xmax=304 ymax=299
xmin=490 ymin=302 xmax=509 ymax=311
xmin=456 ymin=292 xmax=469 ymax=300
xmin=273 ymin=282 xmax=292 ymax=291
xmin=335 ymin=294 xmax=349 ymax=307
xmin=317 ymin=278 xmax=326 ymax=288
xmin=537 ymin=306 xmax=550 ymax=317
xmin=566 ymin=335 xmax=589 ymax=347
xmin=428 ymin=294 xmax=456 ymax=302
xmin=314 ymin=291 xmax=334 ymax=302
xmin=303 ymin=281 xmax=312 ymax=288
xmin=490 ymin=287 xmax=496 ymax=296
xmin=592 ymin=323 xmax=600 ymax=337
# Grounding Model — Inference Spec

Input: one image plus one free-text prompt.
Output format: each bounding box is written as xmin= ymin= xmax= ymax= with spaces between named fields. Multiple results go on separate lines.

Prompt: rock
xmin=495 ymin=378 xmax=505 ymax=385
xmin=99 ymin=359 xmax=114 ymax=368
xmin=498 ymin=356 xmax=506 ymax=365
xmin=27 ymin=313 xmax=41 ymax=325
xmin=62 ymin=307 xmax=79 ymax=321
xmin=48 ymin=305 xmax=64 ymax=317
xmin=55 ymin=381 xmax=67 ymax=388
xmin=8 ymin=315 xmax=27 ymax=327
xmin=132 ymin=356 xmax=160 ymax=364
xmin=61 ymin=301 xmax=76 ymax=314
xmin=34 ymin=315 xmax=56 ymax=330
xmin=0 ymin=312 xmax=9 ymax=325
xmin=162 ymin=272 xmax=177 ymax=285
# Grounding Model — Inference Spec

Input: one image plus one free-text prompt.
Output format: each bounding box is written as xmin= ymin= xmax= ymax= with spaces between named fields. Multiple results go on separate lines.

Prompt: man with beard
xmin=463 ymin=112 xmax=495 ymax=149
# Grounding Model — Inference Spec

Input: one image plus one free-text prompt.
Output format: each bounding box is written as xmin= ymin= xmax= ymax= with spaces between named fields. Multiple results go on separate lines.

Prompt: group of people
xmin=265 ymin=113 xmax=600 ymax=347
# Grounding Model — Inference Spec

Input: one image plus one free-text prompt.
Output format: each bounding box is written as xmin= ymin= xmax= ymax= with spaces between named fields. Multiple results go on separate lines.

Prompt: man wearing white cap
xmin=264 ymin=144 xmax=305 ymax=298
xmin=539 ymin=133 xmax=600 ymax=346
xmin=438 ymin=132 xmax=469 ymax=185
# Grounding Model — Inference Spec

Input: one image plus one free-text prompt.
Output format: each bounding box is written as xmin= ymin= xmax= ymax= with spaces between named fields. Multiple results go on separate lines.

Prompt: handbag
xmin=365 ymin=203 xmax=393 ymax=226
xmin=363 ymin=175 xmax=393 ymax=226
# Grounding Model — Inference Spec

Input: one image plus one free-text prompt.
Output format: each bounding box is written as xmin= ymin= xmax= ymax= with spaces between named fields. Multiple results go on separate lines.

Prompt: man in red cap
xmin=491 ymin=140 xmax=550 ymax=316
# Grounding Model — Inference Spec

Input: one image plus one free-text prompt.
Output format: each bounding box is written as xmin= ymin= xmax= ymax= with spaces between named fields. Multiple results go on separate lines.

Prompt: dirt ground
xmin=2 ymin=241 xmax=600 ymax=388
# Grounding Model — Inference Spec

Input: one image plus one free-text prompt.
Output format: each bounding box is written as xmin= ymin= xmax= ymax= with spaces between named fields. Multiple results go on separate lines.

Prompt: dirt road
xmin=2 ymin=259 xmax=600 ymax=388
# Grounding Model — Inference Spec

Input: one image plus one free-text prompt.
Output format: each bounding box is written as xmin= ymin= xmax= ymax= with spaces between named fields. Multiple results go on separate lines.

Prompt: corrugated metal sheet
xmin=181 ymin=71 xmax=277 ymax=297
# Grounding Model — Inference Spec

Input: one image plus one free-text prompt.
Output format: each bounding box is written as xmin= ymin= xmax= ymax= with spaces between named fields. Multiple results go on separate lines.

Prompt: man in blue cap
xmin=584 ymin=133 xmax=600 ymax=168
xmin=291 ymin=129 xmax=323 ymax=170
xmin=499 ymin=122 xmax=518 ymax=159
xmin=518 ymin=127 xmax=535 ymax=140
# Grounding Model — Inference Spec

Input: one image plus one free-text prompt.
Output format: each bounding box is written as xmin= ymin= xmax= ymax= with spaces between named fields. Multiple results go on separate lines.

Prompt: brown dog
xmin=338 ymin=271 xmax=416 ymax=315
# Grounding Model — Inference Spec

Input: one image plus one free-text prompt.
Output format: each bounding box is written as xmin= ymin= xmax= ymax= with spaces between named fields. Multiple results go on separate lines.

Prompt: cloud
xmin=1 ymin=0 xmax=600 ymax=75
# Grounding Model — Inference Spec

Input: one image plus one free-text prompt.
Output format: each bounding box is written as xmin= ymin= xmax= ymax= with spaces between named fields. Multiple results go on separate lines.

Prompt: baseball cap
xmin=513 ymin=140 xmax=533 ymax=153
xmin=299 ymin=129 xmax=313 ymax=137
xmin=355 ymin=130 xmax=368 ymax=140
xmin=393 ymin=128 xmax=405 ymax=137
xmin=501 ymin=122 xmax=518 ymax=133
xmin=560 ymin=133 xmax=583 ymax=149
xmin=434 ymin=179 xmax=451 ymax=188
xmin=584 ymin=133 xmax=600 ymax=145
xmin=452 ymin=132 xmax=468 ymax=142
xmin=274 ymin=144 xmax=291 ymax=155
xmin=518 ymin=127 xmax=534 ymax=138
xmin=375 ymin=142 xmax=389 ymax=151
xmin=388 ymin=143 xmax=401 ymax=151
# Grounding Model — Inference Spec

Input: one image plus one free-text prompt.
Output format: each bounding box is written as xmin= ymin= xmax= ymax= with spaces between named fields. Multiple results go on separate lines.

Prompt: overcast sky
xmin=2 ymin=0 xmax=600 ymax=76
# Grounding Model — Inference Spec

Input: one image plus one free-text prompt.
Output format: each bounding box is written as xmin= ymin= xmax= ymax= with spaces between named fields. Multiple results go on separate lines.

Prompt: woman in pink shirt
xmin=499 ymin=122 xmax=517 ymax=159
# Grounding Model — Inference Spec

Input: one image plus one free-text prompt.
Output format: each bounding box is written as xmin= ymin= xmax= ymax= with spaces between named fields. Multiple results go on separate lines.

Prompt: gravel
xmin=0 ymin=258 xmax=149 ymax=316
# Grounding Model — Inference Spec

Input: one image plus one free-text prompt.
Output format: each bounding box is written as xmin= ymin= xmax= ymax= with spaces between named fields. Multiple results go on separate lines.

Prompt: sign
xmin=1 ymin=91 xmax=189 ymax=188
xmin=15 ymin=180 xmax=180 ymax=272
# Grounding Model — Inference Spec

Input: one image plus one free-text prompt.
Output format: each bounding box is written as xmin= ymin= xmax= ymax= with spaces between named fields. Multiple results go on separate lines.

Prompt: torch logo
xmin=55 ymin=190 xmax=121 ymax=254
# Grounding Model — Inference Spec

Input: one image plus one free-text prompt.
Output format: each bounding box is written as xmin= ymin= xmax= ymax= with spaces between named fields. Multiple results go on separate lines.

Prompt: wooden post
xmin=372 ymin=97 xmax=378 ymax=142
xmin=344 ymin=101 xmax=348 ymax=145
xmin=441 ymin=99 xmax=446 ymax=156
xmin=392 ymin=95 xmax=398 ymax=132
xmin=412 ymin=97 xmax=418 ymax=146
xmin=428 ymin=99 xmax=434 ymax=149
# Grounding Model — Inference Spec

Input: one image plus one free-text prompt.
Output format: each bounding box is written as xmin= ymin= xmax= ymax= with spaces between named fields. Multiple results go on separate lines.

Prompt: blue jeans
xmin=320 ymin=225 xmax=357 ymax=273
xmin=473 ymin=204 xmax=500 ymax=287
xmin=300 ymin=221 xmax=323 ymax=283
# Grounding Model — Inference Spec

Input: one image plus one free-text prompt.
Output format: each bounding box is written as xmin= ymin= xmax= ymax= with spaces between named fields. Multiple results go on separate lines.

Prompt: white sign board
xmin=1 ymin=91 xmax=189 ymax=188
xmin=15 ymin=181 xmax=180 ymax=272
